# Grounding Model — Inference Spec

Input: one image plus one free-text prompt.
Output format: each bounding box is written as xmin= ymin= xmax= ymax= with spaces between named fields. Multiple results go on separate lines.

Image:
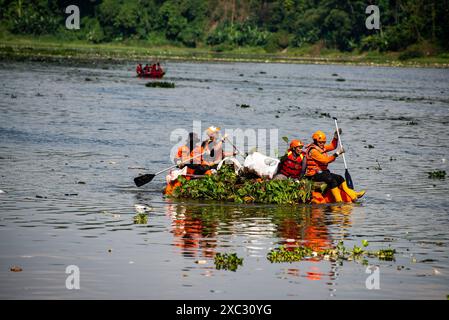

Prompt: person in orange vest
xmin=191 ymin=126 xmax=235 ymax=170
xmin=136 ymin=63 xmax=143 ymax=76
xmin=274 ymin=139 xmax=307 ymax=180
xmin=305 ymin=130 xmax=365 ymax=202
xmin=174 ymin=132 xmax=200 ymax=165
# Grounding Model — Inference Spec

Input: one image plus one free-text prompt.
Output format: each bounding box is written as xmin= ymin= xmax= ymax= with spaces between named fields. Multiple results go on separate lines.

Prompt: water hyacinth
xmin=267 ymin=241 xmax=396 ymax=263
xmin=428 ymin=170 xmax=446 ymax=179
xmin=145 ymin=81 xmax=175 ymax=88
xmin=214 ymin=253 xmax=244 ymax=271
xmin=171 ymin=165 xmax=313 ymax=204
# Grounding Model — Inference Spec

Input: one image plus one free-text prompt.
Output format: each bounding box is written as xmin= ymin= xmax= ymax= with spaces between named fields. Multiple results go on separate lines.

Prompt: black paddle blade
xmin=134 ymin=174 xmax=155 ymax=187
xmin=345 ymin=169 xmax=354 ymax=189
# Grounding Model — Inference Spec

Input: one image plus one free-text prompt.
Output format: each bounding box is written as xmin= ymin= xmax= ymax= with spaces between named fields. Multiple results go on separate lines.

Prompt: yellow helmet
xmin=312 ymin=130 xmax=326 ymax=142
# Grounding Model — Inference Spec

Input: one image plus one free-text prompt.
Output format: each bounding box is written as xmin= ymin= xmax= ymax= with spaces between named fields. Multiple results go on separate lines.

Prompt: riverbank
xmin=1 ymin=36 xmax=449 ymax=68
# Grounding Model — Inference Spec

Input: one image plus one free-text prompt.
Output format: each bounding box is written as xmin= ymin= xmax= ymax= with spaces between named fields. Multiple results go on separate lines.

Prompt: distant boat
xmin=137 ymin=70 xmax=165 ymax=79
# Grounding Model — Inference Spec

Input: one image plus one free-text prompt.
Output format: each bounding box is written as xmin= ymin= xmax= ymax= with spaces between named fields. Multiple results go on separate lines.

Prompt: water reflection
xmin=164 ymin=199 xmax=352 ymax=280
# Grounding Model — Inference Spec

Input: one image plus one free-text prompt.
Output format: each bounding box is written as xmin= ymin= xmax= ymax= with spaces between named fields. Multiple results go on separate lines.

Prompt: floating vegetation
xmin=133 ymin=213 xmax=148 ymax=224
xmin=267 ymin=246 xmax=313 ymax=263
xmin=171 ymin=165 xmax=313 ymax=204
xmin=428 ymin=170 xmax=446 ymax=179
xmin=364 ymin=144 xmax=375 ymax=149
xmin=145 ymin=81 xmax=175 ymax=88
xmin=406 ymin=120 xmax=418 ymax=125
xmin=336 ymin=78 xmax=346 ymax=82
xmin=320 ymin=112 xmax=331 ymax=118
xmin=267 ymin=240 xmax=396 ymax=263
xmin=239 ymin=104 xmax=251 ymax=108
xmin=214 ymin=253 xmax=243 ymax=271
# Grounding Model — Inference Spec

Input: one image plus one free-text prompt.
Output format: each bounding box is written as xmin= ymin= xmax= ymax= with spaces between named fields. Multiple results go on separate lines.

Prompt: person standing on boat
xmin=274 ymin=139 xmax=307 ymax=180
xmin=305 ymin=130 xmax=365 ymax=202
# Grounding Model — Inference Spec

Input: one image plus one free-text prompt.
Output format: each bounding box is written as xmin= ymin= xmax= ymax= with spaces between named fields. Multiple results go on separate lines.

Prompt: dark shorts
xmin=308 ymin=170 xmax=344 ymax=190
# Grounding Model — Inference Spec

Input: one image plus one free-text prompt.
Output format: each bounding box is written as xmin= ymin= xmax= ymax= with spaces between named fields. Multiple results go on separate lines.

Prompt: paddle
xmin=224 ymin=136 xmax=244 ymax=159
xmin=334 ymin=118 xmax=354 ymax=189
xmin=133 ymin=150 xmax=207 ymax=187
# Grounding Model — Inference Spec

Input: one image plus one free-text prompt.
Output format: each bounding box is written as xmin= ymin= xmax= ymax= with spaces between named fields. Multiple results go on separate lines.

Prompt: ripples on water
xmin=0 ymin=61 xmax=448 ymax=299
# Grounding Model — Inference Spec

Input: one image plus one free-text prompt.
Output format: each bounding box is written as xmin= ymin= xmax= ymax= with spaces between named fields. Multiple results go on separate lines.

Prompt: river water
xmin=0 ymin=60 xmax=448 ymax=299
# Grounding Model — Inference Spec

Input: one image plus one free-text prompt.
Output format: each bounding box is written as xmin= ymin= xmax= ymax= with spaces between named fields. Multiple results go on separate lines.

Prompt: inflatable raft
xmin=137 ymin=70 xmax=165 ymax=79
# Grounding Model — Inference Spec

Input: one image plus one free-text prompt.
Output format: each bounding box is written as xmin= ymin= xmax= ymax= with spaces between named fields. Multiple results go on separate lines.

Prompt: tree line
xmin=1 ymin=0 xmax=448 ymax=54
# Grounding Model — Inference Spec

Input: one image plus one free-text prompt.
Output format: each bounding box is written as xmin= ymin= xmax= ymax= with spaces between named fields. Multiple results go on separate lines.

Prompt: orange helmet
xmin=289 ymin=139 xmax=304 ymax=149
xmin=312 ymin=130 xmax=326 ymax=142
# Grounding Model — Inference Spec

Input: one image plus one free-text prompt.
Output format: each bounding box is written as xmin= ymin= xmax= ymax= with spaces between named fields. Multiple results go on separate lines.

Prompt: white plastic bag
xmin=243 ymin=152 xmax=280 ymax=179
xmin=166 ymin=166 xmax=187 ymax=184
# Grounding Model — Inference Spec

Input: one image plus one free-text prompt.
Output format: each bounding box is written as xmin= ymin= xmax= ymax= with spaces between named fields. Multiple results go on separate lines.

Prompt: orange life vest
xmin=305 ymin=144 xmax=329 ymax=176
xmin=278 ymin=151 xmax=305 ymax=178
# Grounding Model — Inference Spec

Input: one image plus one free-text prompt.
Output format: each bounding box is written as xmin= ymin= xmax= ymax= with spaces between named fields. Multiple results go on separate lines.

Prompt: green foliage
xmin=171 ymin=165 xmax=313 ymax=205
xmin=268 ymin=241 xmax=396 ymax=264
xmin=398 ymin=50 xmax=424 ymax=61
xmin=1 ymin=0 xmax=448 ymax=54
xmin=133 ymin=213 xmax=148 ymax=224
xmin=428 ymin=170 xmax=446 ymax=179
xmin=267 ymin=245 xmax=313 ymax=263
xmin=207 ymin=22 xmax=269 ymax=47
xmin=214 ymin=253 xmax=243 ymax=271
xmin=145 ymin=82 xmax=175 ymax=88
xmin=4 ymin=0 xmax=61 ymax=35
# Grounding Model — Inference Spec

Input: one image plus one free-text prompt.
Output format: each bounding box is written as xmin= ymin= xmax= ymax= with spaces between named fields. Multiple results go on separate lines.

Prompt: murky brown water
xmin=0 ymin=60 xmax=448 ymax=299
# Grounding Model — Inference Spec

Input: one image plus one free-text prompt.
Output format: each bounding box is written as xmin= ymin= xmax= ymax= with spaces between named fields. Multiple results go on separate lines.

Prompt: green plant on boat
xmin=267 ymin=240 xmax=396 ymax=263
xmin=145 ymin=81 xmax=175 ymax=88
xmin=428 ymin=170 xmax=446 ymax=179
xmin=133 ymin=213 xmax=148 ymax=224
xmin=171 ymin=165 xmax=313 ymax=204
xmin=214 ymin=253 xmax=244 ymax=271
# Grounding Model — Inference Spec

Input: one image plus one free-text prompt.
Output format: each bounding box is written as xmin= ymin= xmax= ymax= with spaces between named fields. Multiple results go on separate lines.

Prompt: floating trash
xmin=134 ymin=204 xmax=152 ymax=214
xmin=0 ymin=190 xmax=5 ymax=194
xmin=10 ymin=266 xmax=23 ymax=272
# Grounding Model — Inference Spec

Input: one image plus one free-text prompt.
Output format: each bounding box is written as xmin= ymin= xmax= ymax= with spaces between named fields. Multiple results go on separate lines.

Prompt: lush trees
xmin=1 ymin=0 xmax=448 ymax=52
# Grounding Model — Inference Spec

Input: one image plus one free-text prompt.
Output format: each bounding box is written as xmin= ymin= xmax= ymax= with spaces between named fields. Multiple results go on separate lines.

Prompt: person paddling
xmin=305 ymin=130 xmax=365 ymax=202
xmin=274 ymin=139 xmax=307 ymax=180
xmin=174 ymin=132 xmax=203 ymax=177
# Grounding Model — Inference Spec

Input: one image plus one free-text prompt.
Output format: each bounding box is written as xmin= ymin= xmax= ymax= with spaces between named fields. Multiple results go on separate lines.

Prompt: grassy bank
xmin=1 ymin=34 xmax=449 ymax=68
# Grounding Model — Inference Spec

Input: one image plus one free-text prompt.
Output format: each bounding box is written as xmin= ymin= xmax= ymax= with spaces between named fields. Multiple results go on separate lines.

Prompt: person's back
xmin=136 ymin=64 xmax=142 ymax=75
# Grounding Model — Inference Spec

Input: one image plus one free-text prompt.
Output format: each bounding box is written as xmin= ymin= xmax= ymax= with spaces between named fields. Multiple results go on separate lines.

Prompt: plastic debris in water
xmin=385 ymin=194 xmax=392 ymax=201
xmin=134 ymin=204 xmax=152 ymax=214
xmin=442 ymin=158 xmax=446 ymax=163
xmin=10 ymin=266 xmax=23 ymax=272
xmin=195 ymin=260 xmax=207 ymax=264
xmin=0 ymin=190 xmax=5 ymax=194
